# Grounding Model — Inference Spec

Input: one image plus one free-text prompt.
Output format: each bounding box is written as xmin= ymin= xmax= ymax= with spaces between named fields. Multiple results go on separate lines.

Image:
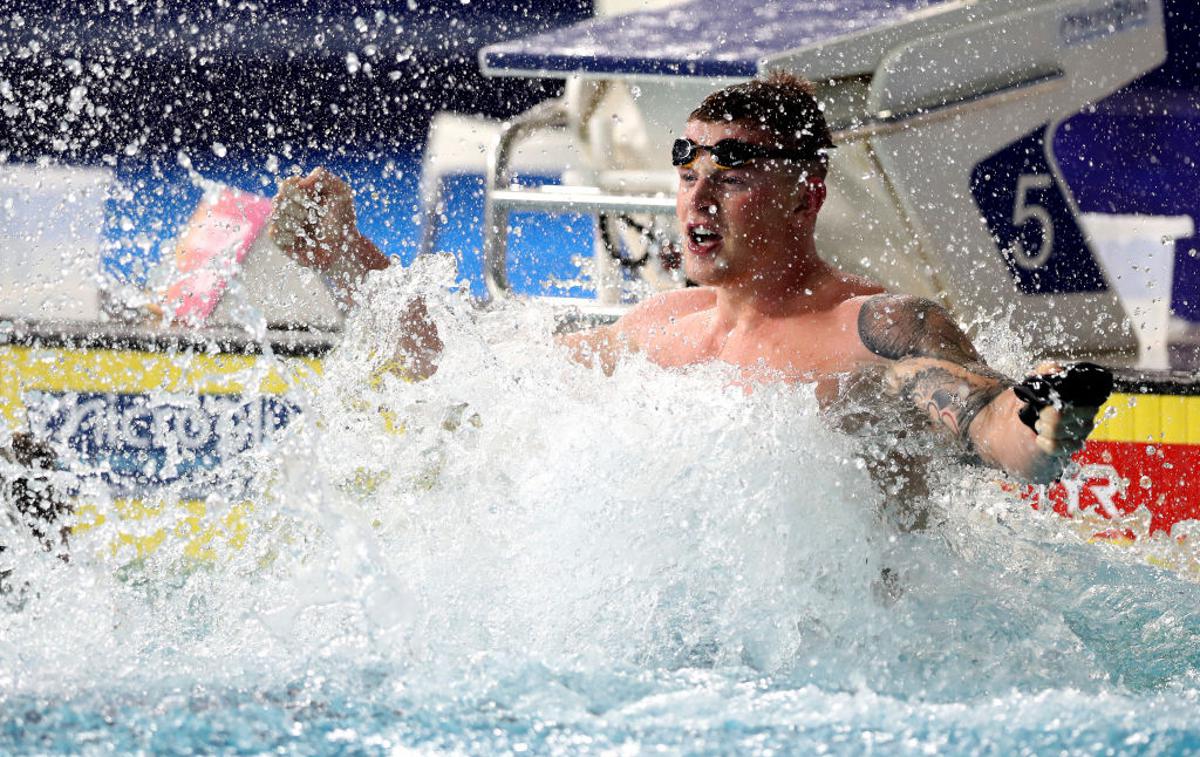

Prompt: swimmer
xmin=268 ymin=71 xmax=1108 ymax=485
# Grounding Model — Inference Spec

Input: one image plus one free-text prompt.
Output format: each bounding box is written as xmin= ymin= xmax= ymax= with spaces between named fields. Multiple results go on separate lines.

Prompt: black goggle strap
xmin=672 ymin=138 xmax=831 ymax=170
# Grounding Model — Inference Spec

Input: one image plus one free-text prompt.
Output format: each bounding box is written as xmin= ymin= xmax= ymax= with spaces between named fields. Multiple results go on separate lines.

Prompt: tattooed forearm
xmin=856 ymin=294 xmax=1036 ymax=463
xmin=891 ymin=361 xmax=1011 ymax=446
xmin=859 ymin=294 xmax=980 ymax=363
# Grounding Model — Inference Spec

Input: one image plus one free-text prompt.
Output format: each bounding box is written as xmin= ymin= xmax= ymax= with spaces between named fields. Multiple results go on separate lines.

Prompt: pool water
xmin=5 ymin=264 xmax=1200 ymax=754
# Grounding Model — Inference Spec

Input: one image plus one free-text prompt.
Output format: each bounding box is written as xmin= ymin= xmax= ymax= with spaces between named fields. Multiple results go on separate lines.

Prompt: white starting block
xmin=465 ymin=0 xmax=1167 ymax=360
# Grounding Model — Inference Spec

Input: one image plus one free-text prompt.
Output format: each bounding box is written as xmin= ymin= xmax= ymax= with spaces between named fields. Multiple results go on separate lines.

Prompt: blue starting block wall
xmin=1054 ymin=0 xmax=1200 ymax=321
xmin=1056 ymin=91 xmax=1200 ymax=319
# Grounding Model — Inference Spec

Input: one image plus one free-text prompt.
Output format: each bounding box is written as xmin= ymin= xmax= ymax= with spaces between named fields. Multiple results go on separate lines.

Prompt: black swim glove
xmin=1014 ymin=362 xmax=1114 ymax=433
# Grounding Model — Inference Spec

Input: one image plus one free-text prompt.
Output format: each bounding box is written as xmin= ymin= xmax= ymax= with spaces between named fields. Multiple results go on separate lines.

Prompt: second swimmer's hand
xmin=270 ymin=167 xmax=364 ymax=273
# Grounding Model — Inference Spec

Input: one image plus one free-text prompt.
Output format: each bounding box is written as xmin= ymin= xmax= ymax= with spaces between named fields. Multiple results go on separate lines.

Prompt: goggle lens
xmin=671 ymin=138 xmax=699 ymax=166
xmin=671 ymin=138 xmax=829 ymax=169
xmin=671 ymin=138 xmax=753 ymax=169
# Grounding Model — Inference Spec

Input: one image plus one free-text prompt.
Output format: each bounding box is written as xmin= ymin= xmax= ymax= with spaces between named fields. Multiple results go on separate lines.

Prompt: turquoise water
xmin=7 ymin=669 xmax=1200 ymax=754
xmin=5 ymin=267 xmax=1200 ymax=754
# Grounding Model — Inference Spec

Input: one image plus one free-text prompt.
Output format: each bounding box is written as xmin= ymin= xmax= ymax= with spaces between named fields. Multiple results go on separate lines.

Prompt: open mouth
xmin=687 ymin=225 xmax=722 ymax=251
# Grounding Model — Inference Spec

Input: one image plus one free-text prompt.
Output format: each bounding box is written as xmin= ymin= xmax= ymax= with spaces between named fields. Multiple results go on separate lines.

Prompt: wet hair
xmin=689 ymin=71 xmax=834 ymax=177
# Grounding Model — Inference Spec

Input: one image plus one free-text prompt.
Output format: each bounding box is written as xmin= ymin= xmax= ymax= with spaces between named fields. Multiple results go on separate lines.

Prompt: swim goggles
xmin=670 ymin=137 xmax=829 ymax=170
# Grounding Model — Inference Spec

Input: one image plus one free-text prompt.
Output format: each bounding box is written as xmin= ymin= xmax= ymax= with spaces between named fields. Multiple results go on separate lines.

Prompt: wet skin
xmin=587 ymin=120 xmax=882 ymax=384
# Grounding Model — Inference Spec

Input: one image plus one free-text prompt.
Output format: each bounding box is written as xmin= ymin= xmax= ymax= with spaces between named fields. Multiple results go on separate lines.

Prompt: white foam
xmin=4 ymin=261 xmax=1200 ymax=707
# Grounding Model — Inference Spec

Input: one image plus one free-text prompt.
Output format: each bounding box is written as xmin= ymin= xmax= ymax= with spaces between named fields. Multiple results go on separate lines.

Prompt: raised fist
xmin=269 ymin=167 xmax=360 ymax=273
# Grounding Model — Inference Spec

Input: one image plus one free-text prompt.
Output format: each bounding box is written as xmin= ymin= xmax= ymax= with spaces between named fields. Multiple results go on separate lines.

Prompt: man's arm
xmin=856 ymin=294 xmax=1103 ymax=483
xmin=270 ymin=168 xmax=442 ymax=379
xmin=558 ymin=325 xmax=623 ymax=375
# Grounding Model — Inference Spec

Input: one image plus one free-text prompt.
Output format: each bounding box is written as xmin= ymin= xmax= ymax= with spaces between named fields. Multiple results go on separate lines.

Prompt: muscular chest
xmin=640 ymin=313 xmax=865 ymax=380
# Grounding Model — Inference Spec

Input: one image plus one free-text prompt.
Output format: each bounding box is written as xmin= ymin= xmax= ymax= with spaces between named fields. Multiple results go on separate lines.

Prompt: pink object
xmin=164 ymin=186 xmax=273 ymax=324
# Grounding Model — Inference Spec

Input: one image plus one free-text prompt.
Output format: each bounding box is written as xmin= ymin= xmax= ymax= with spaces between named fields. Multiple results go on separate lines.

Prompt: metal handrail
xmin=490 ymin=188 xmax=675 ymax=215
xmin=482 ymin=99 xmax=570 ymax=298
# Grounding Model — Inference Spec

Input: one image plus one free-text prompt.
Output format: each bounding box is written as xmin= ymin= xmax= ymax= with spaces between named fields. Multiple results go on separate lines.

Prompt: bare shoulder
xmin=820 ymin=273 xmax=884 ymax=325
xmin=835 ymin=272 xmax=888 ymax=299
xmin=848 ymin=292 xmax=981 ymax=363
xmin=615 ymin=287 xmax=716 ymax=333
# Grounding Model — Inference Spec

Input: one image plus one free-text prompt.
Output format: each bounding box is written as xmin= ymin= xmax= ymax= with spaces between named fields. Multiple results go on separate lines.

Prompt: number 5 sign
xmin=970 ymin=125 xmax=1108 ymax=294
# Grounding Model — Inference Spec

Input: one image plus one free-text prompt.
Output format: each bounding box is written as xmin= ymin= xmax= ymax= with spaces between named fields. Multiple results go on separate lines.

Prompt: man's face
xmin=675 ymin=119 xmax=820 ymax=288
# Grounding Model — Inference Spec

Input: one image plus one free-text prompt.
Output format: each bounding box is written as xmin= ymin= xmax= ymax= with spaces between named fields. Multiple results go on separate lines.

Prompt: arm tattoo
xmin=893 ymin=362 xmax=1011 ymax=448
xmin=857 ymin=295 xmax=1017 ymax=451
xmin=858 ymin=294 xmax=980 ymax=363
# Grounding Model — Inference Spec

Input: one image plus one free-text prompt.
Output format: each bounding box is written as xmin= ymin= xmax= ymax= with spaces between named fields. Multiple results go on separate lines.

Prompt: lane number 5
xmin=1012 ymin=173 xmax=1055 ymax=269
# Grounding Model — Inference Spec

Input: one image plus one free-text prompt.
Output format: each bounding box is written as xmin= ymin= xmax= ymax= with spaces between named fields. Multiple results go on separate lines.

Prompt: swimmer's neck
xmin=710 ymin=254 xmax=841 ymax=328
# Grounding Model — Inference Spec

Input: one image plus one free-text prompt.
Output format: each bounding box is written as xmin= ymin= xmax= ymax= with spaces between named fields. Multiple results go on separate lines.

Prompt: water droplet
xmin=67 ymin=85 xmax=87 ymax=114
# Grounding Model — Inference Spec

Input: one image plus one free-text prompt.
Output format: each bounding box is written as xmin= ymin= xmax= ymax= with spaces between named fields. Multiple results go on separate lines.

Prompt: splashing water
xmin=4 ymin=261 xmax=1200 ymax=753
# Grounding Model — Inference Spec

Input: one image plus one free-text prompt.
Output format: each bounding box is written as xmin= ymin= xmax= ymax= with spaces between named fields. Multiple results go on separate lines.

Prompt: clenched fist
xmin=270 ymin=167 xmax=361 ymax=271
xmin=269 ymin=167 xmax=390 ymax=306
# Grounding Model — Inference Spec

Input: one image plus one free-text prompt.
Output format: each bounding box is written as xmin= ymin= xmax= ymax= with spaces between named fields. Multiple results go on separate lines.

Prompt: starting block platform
xmin=483 ymin=0 xmax=955 ymax=80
